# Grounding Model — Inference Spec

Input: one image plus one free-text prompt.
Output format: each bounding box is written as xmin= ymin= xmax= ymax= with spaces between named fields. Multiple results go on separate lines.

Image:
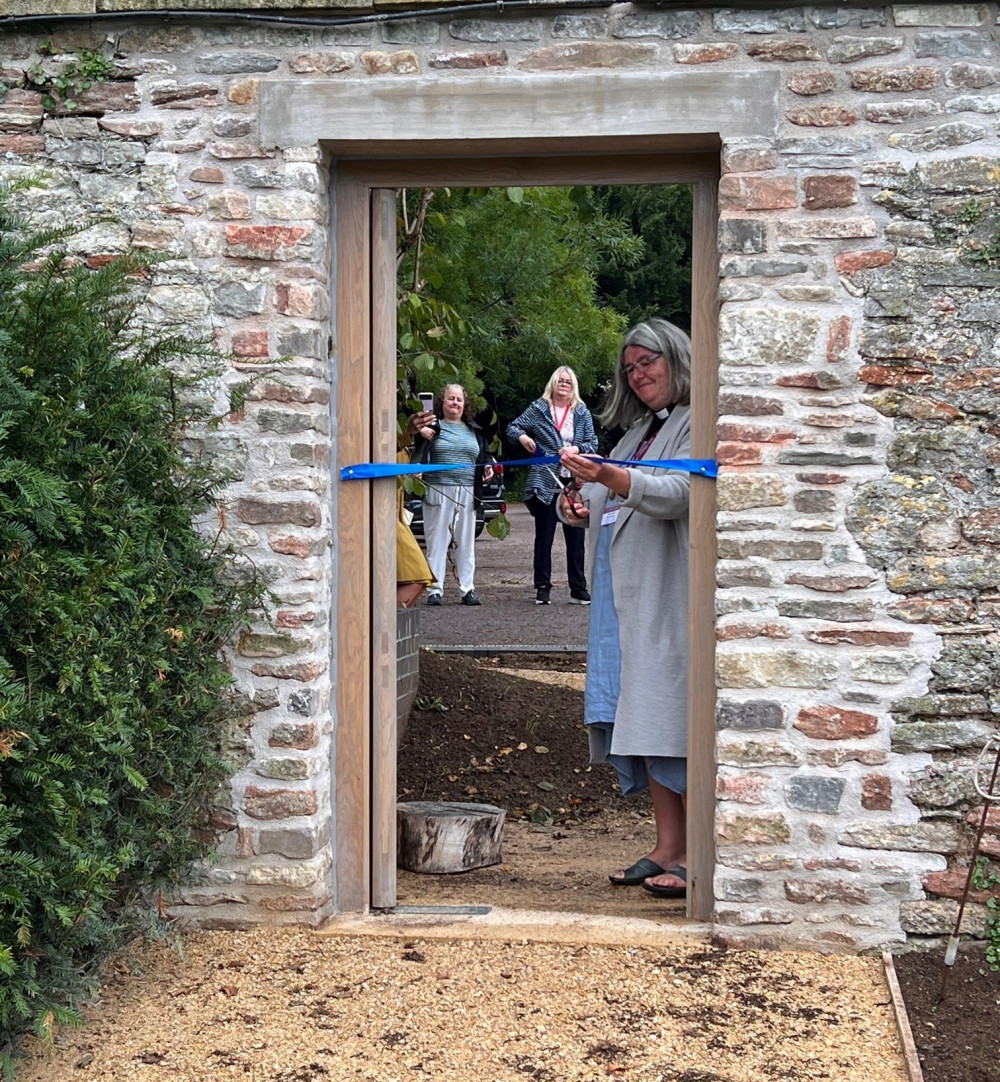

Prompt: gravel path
xmin=419 ymin=503 xmax=591 ymax=650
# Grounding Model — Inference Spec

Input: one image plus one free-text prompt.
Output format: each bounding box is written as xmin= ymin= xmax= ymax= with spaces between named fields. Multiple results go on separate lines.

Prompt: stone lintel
xmin=259 ymin=70 xmax=781 ymax=150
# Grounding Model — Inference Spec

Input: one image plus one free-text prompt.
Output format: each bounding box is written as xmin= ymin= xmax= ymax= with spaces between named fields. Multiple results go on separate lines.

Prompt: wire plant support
xmin=939 ymin=737 xmax=1000 ymax=998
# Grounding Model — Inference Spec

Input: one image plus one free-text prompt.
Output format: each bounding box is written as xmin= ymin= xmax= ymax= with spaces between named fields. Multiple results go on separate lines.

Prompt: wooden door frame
xmin=333 ymin=143 xmax=719 ymax=920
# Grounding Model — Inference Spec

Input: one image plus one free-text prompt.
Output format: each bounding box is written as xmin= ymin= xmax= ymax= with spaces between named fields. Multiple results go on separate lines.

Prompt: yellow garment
xmin=397 ymin=454 xmax=432 ymax=586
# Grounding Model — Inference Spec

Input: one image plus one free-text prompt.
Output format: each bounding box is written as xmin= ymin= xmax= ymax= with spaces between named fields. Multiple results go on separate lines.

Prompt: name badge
xmin=601 ymin=505 xmax=620 ymax=527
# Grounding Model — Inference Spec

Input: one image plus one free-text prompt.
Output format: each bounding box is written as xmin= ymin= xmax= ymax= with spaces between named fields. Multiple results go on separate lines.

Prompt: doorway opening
xmin=331 ymin=146 xmax=719 ymax=922
xmin=393 ymin=180 xmax=695 ymax=922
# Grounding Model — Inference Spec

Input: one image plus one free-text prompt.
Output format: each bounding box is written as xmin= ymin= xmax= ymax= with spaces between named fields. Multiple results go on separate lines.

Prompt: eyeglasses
xmin=622 ymin=352 xmax=662 ymax=379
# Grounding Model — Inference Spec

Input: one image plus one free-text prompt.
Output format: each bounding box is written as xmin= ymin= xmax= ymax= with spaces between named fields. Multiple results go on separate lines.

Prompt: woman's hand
xmin=407 ymin=410 xmax=436 ymax=437
xmin=560 ymin=448 xmax=631 ymax=499
xmin=418 ymin=425 xmax=437 ymax=441
xmin=559 ymin=485 xmax=589 ymax=523
xmin=519 ymin=434 xmax=537 ymax=455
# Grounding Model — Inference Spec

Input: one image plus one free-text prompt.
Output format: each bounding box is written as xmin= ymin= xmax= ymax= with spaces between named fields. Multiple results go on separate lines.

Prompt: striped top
xmin=427 ymin=421 xmax=481 ymax=486
xmin=507 ymin=398 xmax=597 ymax=504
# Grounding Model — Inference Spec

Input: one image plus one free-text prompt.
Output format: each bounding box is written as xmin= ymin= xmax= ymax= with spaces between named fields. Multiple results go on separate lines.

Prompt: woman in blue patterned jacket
xmin=507 ymin=366 xmax=597 ymax=605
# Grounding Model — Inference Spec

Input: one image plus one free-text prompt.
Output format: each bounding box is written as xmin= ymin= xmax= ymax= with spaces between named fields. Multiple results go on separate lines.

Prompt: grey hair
xmin=598 ymin=319 xmax=692 ymax=430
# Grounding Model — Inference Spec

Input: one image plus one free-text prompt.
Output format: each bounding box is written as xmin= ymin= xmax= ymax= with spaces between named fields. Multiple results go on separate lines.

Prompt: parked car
xmin=403 ymin=464 xmax=507 ymax=544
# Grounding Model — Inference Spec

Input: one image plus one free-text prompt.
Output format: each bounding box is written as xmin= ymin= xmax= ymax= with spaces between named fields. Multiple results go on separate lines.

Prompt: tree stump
xmin=396 ymin=801 xmax=505 ymax=874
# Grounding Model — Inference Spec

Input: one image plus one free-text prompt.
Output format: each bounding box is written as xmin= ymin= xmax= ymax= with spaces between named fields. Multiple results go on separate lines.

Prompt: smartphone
xmin=418 ymin=392 xmax=434 ymax=411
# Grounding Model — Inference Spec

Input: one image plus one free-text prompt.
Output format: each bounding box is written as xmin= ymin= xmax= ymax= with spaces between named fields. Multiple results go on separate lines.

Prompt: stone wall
xmin=1 ymin=1 xmax=999 ymax=948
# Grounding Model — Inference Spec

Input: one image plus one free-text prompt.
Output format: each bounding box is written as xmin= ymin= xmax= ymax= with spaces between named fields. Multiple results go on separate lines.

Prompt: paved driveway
xmin=417 ymin=502 xmax=589 ymax=650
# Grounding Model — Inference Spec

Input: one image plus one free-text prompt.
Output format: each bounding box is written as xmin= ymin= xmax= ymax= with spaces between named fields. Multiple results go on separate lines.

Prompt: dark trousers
xmin=525 ymin=494 xmax=587 ymax=594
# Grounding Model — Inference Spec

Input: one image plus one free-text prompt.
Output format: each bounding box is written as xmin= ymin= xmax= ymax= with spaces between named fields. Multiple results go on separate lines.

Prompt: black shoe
xmin=426 ymin=593 xmax=442 ymax=606
xmin=535 ymin=588 xmax=551 ymax=605
xmin=570 ymin=589 xmax=591 ymax=605
xmin=461 ymin=591 xmax=482 ymax=606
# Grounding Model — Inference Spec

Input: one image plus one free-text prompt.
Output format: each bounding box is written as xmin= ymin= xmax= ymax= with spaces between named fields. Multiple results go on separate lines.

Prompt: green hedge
xmin=0 ymin=180 xmax=261 ymax=1063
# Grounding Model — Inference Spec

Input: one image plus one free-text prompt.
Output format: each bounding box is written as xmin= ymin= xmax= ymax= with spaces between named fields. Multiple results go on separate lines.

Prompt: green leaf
xmin=506 ymin=187 xmax=524 ymax=204
xmin=486 ymin=512 xmax=510 ymax=541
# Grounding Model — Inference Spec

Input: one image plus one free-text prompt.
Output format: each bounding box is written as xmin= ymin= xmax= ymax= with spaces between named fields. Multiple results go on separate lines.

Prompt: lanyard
xmin=633 ymin=415 xmax=666 ymax=462
xmin=552 ymin=403 xmax=571 ymax=433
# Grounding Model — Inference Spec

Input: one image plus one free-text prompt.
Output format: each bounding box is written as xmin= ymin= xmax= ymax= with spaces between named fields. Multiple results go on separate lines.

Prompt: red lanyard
xmin=552 ymin=404 xmax=571 ymax=433
xmin=634 ymin=415 xmax=666 ymax=461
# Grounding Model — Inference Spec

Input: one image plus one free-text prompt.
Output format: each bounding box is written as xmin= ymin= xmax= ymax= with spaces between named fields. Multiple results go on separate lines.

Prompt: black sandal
xmin=641 ymin=865 xmax=687 ymax=898
xmin=609 ymin=857 xmax=666 ymax=887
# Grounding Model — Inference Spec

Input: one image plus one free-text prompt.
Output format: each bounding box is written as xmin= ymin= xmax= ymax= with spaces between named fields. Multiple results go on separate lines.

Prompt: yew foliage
xmin=0 ymin=181 xmax=259 ymax=1061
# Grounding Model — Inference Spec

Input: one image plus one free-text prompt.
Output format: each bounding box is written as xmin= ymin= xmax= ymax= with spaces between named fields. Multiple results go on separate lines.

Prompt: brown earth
xmin=893 ymin=948 xmax=1000 ymax=1082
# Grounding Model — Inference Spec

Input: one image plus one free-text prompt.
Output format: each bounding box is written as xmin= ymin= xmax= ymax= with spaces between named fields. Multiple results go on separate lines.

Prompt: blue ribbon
xmin=340 ymin=454 xmax=717 ymax=481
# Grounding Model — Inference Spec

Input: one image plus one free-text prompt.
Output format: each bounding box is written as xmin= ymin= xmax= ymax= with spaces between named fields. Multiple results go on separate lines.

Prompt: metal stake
xmin=938 ymin=738 xmax=1000 ymax=1000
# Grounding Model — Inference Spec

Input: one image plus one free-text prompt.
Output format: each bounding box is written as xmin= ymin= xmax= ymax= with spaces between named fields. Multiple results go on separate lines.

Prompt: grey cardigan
xmin=560 ymin=405 xmax=691 ymax=758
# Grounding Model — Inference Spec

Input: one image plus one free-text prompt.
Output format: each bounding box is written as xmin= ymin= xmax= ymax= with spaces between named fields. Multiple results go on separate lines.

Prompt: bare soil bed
xmin=893 ymin=948 xmax=1000 ymax=1082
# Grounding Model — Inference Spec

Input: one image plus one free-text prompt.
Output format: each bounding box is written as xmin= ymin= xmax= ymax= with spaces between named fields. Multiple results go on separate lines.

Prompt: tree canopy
xmin=397 ymin=185 xmax=644 ymax=431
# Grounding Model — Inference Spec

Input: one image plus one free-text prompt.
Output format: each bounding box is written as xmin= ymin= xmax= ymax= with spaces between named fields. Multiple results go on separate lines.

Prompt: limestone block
xmin=719 ymin=308 xmax=821 ymax=366
xmin=838 ymin=821 xmax=960 ymax=853
xmin=718 ymin=741 xmax=802 ymax=767
xmin=892 ymin=719 xmax=995 ymax=752
xmin=850 ymin=652 xmax=922 ymax=683
xmin=907 ymin=761 xmax=978 ymax=808
xmin=717 ymin=650 xmax=839 ymax=689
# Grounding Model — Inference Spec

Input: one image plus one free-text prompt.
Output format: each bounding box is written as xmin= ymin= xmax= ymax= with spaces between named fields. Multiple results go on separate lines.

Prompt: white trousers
xmin=422 ymin=484 xmax=476 ymax=597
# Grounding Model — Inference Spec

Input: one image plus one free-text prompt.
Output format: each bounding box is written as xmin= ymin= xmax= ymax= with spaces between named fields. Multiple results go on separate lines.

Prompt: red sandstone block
xmin=795 ymin=705 xmax=878 ymax=740
xmin=225 ymin=224 xmax=311 ymax=260
xmin=232 ymin=329 xmax=269 ymax=357
xmin=716 ymin=622 xmax=790 ymax=641
xmin=674 ymin=42 xmax=739 ymax=64
xmin=716 ymin=442 xmax=764 ymax=466
xmin=923 ymin=869 xmax=997 ymax=904
xmin=775 ymin=371 xmax=844 ymax=390
xmin=717 ymin=422 xmax=796 ymax=443
xmin=857 ymin=364 xmax=934 ymax=386
xmin=719 ymin=174 xmax=797 ymax=210
xmin=276 ymin=610 xmax=316 ymax=628
xmin=826 ymin=315 xmax=853 ymax=363
xmin=0 ymin=134 xmax=45 ymax=153
xmin=787 ymin=106 xmax=858 ymax=127
xmin=243 ymin=786 xmax=319 ymax=820
xmin=190 ymin=166 xmax=225 ymax=183
xmin=805 ymin=628 xmax=913 ymax=647
xmin=720 ymin=147 xmax=779 ymax=173
xmin=716 ymin=772 xmax=770 ymax=803
xmin=236 ymin=827 xmax=256 ymax=858
xmin=803 ymin=175 xmax=857 ymax=210
xmin=269 ymin=535 xmax=327 ymax=558
xmin=269 ymin=721 xmax=319 ymax=750
xmin=861 ymin=774 xmax=892 ymax=811
xmin=788 ymin=71 xmax=836 ymax=95
xmin=834 ymin=249 xmax=896 ymax=273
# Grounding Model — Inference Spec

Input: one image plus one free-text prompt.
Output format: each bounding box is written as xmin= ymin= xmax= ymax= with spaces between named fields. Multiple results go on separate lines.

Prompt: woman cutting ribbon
xmin=558 ymin=319 xmax=691 ymax=900
xmin=507 ymin=366 xmax=597 ymax=606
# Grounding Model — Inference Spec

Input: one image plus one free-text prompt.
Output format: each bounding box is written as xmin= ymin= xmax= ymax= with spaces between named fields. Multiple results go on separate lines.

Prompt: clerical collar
xmin=655 ymin=406 xmax=671 ymax=420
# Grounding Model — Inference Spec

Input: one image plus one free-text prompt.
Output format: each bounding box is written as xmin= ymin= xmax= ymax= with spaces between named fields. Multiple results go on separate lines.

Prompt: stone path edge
xmin=319 ymin=906 xmax=710 ymax=949
xmin=882 ymin=951 xmax=925 ymax=1082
